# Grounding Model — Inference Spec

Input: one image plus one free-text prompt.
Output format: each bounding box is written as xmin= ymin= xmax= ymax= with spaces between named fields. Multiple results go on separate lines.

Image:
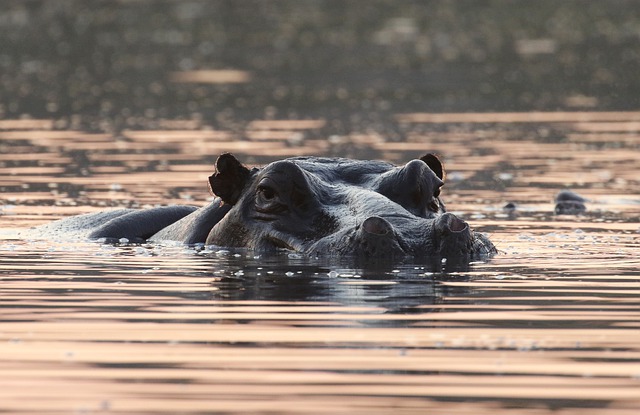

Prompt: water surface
xmin=1 ymin=112 xmax=639 ymax=414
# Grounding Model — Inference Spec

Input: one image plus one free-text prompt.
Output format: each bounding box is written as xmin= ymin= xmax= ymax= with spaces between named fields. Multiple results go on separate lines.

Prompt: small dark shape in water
xmin=554 ymin=190 xmax=587 ymax=215
xmin=31 ymin=153 xmax=496 ymax=265
xmin=503 ymin=202 xmax=517 ymax=212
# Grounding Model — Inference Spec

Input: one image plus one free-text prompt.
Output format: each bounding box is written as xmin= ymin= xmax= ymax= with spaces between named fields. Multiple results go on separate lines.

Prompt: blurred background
xmin=2 ymin=0 xmax=639 ymax=137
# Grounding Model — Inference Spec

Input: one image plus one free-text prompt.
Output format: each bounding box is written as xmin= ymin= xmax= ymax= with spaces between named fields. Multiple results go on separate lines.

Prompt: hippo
xmin=31 ymin=153 xmax=496 ymax=264
xmin=503 ymin=190 xmax=587 ymax=216
xmin=554 ymin=190 xmax=587 ymax=215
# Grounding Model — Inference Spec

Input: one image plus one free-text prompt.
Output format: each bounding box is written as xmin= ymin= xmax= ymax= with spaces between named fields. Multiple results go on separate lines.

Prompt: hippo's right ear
xmin=420 ymin=153 xmax=445 ymax=181
xmin=208 ymin=153 xmax=252 ymax=205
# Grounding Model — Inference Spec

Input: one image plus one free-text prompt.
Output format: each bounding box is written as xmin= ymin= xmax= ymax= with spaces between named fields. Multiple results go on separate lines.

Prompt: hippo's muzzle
xmin=306 ymin=211 xmax=484 ymax=262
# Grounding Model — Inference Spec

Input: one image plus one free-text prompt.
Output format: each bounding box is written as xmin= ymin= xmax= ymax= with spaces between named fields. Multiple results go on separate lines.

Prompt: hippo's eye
xmin=256 ymin=183 xmax=289 ymax=215
xmin=257 ymin=185 xmax=276 ymax=201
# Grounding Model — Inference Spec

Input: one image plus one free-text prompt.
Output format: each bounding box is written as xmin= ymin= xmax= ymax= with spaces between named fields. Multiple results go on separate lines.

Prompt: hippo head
xmin=205 ymin=153 xmax=495 ymax=264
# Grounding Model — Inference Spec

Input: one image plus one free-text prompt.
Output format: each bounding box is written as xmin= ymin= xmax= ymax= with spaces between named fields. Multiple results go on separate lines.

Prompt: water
xmin=1 ymin=113 xmax=639 ymax=414
xmin=1 ymin=2 xmax=640 ymax=414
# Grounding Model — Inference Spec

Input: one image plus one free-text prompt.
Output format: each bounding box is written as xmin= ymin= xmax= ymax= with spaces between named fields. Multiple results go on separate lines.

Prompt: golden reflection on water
xmin=1 ymin=112 xmax=639 ymax=414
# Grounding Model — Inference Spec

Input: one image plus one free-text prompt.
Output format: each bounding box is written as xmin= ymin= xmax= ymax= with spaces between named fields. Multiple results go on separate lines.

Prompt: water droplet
xmin=496 ymin=172 xmax=514 ymax=181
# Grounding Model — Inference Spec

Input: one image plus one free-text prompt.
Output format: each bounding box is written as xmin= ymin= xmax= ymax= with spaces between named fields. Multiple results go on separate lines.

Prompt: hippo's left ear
xmin=420 ymin=153 xmax=445 ymax=181
xmin=208 ymin=153 xmax=252 ymax=205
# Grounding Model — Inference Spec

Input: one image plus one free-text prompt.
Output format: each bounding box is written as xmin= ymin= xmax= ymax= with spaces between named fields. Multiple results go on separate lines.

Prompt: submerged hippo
xmin=503 ymin=190 xmax=588 ymax=216
xmin=33 ymin=153 xmax=496 ymax=263
xmin=554 ymin=190 xmax=587 ymax=215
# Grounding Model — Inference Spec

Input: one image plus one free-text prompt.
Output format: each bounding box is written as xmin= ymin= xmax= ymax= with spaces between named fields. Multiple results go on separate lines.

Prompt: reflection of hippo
xmin=33 ymin=153 xmax=496 ymax=263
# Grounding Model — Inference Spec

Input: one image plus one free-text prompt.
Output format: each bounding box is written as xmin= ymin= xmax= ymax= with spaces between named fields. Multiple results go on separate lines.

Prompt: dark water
xmin=1 ymin=1 xmax=640 ymax=414
xmin=3 ymin=1 xmax=640 ymax=132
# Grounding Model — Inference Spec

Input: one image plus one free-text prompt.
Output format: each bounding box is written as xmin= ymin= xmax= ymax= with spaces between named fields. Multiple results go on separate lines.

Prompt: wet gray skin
xmin=30 ymin=153 xmax=496 ymax=263
xmin=203 ymin=153 xmax=496 ymax=262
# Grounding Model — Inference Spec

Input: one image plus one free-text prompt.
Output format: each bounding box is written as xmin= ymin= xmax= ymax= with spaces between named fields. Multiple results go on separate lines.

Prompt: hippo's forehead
xmin=281 ymin=156 xmax=396 ymax=186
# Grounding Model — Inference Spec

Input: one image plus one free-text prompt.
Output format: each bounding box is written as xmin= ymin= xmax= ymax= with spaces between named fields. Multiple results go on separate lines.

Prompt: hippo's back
xmin=27 ymin=210 xmax=138 ymax=240
xmin=27 ymin=205 xmax=198 ymax=242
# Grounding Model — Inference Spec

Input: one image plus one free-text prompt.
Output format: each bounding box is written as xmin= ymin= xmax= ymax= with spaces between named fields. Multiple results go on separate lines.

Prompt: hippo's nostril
xmin=436 ymin=212 xmax=469 ymax=233
xmin=362 ymin=216 xmax=392 ymax=236
xmin=448 ymin=215 xmax=467 ymax=232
